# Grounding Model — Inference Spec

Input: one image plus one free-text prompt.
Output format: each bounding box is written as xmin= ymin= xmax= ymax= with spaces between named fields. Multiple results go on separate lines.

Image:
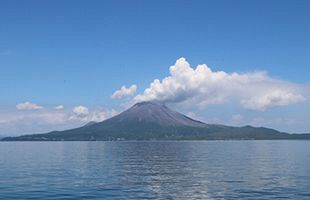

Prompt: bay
xmin=1 ymin=141 xmax=310 ymax=199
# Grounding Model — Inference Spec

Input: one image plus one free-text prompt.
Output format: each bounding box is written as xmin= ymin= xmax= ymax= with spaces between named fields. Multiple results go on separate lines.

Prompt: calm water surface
xmin=1 ymin=141 xmax=310 ymax=199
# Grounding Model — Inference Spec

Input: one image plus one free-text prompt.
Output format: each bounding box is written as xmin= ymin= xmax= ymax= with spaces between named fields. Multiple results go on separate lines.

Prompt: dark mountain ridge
xmin=2 ymin=101 xmax=310 ymax=141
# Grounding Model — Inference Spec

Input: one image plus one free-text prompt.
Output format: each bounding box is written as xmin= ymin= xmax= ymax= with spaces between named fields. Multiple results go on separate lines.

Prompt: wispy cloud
xmin=70 ymin=106 xmax=118 ymax=122
xmin=54 ymin=105 xmax=64 ymax=110
xmin=16 ymin=101 xmax=43 ymax=110
xmin=1 ymin=104 xmax=119 ymax=136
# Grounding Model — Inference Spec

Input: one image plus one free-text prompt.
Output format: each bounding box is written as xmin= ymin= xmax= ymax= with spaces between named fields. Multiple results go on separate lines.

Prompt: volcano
xmin=2 ymin=101 xmax=310 ymax=141
xmin=105 ymin=101 xmax=206 ymax=127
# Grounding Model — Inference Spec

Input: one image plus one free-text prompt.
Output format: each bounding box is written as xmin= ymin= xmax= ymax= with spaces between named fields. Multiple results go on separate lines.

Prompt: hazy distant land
xmin=2 ymin=101 xmax=310 ymax=141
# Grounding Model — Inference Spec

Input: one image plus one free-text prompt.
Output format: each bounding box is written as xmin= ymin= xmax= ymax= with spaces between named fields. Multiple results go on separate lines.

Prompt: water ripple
xmin=0 ymin=141 xmax=310 ymax=199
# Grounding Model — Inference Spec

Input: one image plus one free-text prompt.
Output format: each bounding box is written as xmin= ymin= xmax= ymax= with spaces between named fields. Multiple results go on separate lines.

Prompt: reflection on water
xmin=1 ymin=141 xmax=310 ymax=199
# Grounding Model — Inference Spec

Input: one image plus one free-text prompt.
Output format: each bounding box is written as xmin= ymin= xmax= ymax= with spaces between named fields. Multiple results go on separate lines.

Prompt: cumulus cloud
xmin=73 ymin=106 xmax=89 ymax=116
xmin=111 ymin=85 xmax=137 ymax=99
xmin=16 ymin=101 xmax=43 ymax=110
xmin=134 ymin=57 xmax=306 ymax=111
xmin=54 ymin=105 xmax=64 ymax=110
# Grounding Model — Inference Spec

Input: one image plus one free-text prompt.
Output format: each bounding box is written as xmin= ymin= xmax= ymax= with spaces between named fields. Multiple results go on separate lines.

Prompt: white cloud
xmin=0 ymin=110 xmax=68 ymax=126
xmin=134 ymin=57 xmax=306 ymax=111
xmin=87 ymin=109 xmax=118 ymax=122
xmin=0 ymin=109 xmax=77 ymax=136
xmin=1 ymin=106 xmax=120 ymax=136
xmin=54 ymin=105 xmax=64 ymax=110
xmin=73 ymin=106 xmax=89 ymax=116
xmin=16 ymin=106 xmax=116 ymax=125
xmin=111 ymin=84 xmax=137 ymax=99
xmin=241 ymin=90 xmax=305 ymax=111
xmin=70 ymin=106 xmax=118 ymax=122
xmin=16 ymin=101 xmax=43 ymax=110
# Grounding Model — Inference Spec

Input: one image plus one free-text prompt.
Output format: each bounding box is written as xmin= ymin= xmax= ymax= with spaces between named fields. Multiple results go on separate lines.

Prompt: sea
xmin=0 ymin=141 xmax=310 ymax=199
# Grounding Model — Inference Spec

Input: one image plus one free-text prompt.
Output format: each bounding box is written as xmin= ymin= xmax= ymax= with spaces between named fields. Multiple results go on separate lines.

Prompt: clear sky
xmin=0 ymin=0 xmax=310 ymax=136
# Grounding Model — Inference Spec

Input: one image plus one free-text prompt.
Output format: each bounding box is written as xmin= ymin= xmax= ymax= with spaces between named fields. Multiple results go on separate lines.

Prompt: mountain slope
xmin=102 ymin=101 xmax=206 ymax=127
xmin=2 ymin=101 xmax=310 ymax=141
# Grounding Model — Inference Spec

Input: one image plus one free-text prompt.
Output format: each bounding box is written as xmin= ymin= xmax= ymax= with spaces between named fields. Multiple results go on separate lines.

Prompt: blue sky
xmin=0 ymin=0 xmax=310 ymax=135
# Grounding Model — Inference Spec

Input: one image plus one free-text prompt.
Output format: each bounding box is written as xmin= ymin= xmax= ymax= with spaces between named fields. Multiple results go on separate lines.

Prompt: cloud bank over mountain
xmin=0 ymin=103 xmax=118 ymax=136
xmin=134 ymin=58 xmax=306 ymax=111
xmin=1 ymin=58 xmax=308 ymax=136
